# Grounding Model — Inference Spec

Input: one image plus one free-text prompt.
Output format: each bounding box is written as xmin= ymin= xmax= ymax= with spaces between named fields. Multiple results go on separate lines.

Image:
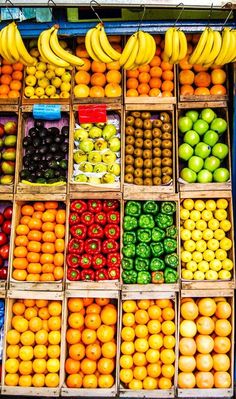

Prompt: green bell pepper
xmin=152 ymin=271 xmax=164 ymax=284
xmin=152 ymin=227 xmax=166 ymax=242
xmin=125 ymin=201 xmax=141 ymax=217
xmin=165 ymin=253 xmax=179 ymax=269
xmin=123 ymin=215 xmax=138 ymax=231
xmin=163 ymin=238 xmax=177 ymax=254
xmin=122 ymin=270 xmax=137 ymax=284
xmin=155 ymin=213 xmax=173 ymax=229
xmin=137 ymin=229 xmax=152 ymax=243
xmin=138 ymin=214 xmax=155 ymax=229
xmin=150 ymin=242 xmax=164 ymax=257
xmin=137 ymin=271 xmax=151 ymax=284
xmin=161 ymin=201 xmax=176 ymax=215
xmin=143 ymin=201 xmax=159 ymax=214
xmin=164 ymin=267 xmax=178 ymax=283
xmin=136 ymin=243 xmax=151 ymax=259
xmin=122 ymin=258 xmax=134 ymax=271
xmin=122 ymin=244 xmax=136 ymax=258
xmin=135 ymin=258 xmax=149 ymax=272
xmin=166 ymin=225 xmax=178 ymax=239
xmin=123 ymin=232 xmax=137 ymax=245
xmin=150 ymin=258 xmax=165 ymax=271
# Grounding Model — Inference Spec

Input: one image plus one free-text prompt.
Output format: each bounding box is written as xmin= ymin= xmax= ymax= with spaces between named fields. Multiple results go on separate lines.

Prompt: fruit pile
xmin=122 ymin=200 xmax=178 ymax=285
xmin=0 ymin=298 xmax=5 ymax=379
xmin=180 ymin=198 xmax=233 ymax=281
xmin=125 ymin=110 xmax=173 ymax=186
xmin=20 ymin=118 xmax=68 ymax=184
xmin=178 ymin=297 xmax=232 ymax=389
xmin=73 ymin=117 xmax=120 ymax=185
xmin=120 ymin=298 xmax=176 ymax=390
xmin=0 ymin=117 xmax=17 ymax=186
xmin=178 ymin=108 xmax=230 ymax=184
xmin=12 ymin=201 xmax=65 ymax=282
xmin=5 ymin=298 xmax=62 ymax=388
xmin=65 ymin=297 xmax=117 ymax=389
xmin=67 ymin=199 xmax=120 ymax=282
xmin=0 ymin=204 xmax=12 ymax=280
xmin=0 ymin=62 xmax=23 ymax=100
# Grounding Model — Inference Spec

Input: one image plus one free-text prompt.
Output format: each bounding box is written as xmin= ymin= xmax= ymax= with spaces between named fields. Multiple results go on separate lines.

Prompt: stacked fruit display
xmin=12 ymin=201 xmax=65 ymax=282
xmin=120 ymin=298 xmax=176 ymax=390
xmin=0 ymin=204 xmax=12 ymax=281
xmin=67 ymin=199 xmax=120 ymax=282
xmin=125 ymin=110 xmax=173 ymax=186
xmin=20 ymin=118 xmax=68 ymax=184
xmin=178 ymin=297 xmax=232 ymax=389
xmin=178 ymin=108 xmax=230 ymax=184
xmin=180 ymin=198 xmax=233 ymax=281
xmin=0 ymin=117 xmax=17 ymax=186
xmin=65 ymin=297 xmax=117 ymax=389
xmin=73 ymin=116 xmax=120 ymax=185
xmin=5 ymin=298 xmax=62 ymax=388
xmin=122 ymin=200 xmax=178 ymax=285
xmin=0 ymin=62 xmax=23 ymax=100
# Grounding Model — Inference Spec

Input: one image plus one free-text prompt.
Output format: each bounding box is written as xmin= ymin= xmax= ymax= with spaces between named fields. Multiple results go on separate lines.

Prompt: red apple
xmin=0 ymin=124 xmax=4 ymax=138
xmin=4 ymin=121 xmax=17 ymax=135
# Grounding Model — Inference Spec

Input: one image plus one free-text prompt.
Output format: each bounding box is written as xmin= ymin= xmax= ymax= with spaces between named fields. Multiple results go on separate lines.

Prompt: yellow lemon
xmin=192 ymin=251 xmax=203 ymax=263
xmin=202 ymin=210 xmax=213 ymax=221
xmin=215 ymin=249 xmax=227 ymax=261
xmin=220 ymin=237 xmax=232 ymax=251
xmin=205 ymin=200 xmax=216 ymax=211
xmin=222 ymin=258 xmax=233 ymax=271
xmin=209 ymin=259 xmax=222 ymax=272
xmin=184 ymin=240 xmax=196 ymax=252
xmin=216 ymin=199 xmax=228 ymax=209
xmin=190 ymin=210 xmax=201 ymax=222
xmin=203 ymin=249 xmax=215 ymax=262
xmin=214 ymin=209 xmax=227 ymax=221
xmin=181 ymin=251 xmax=192 ymax=263
xmin=198 ymin=260 xmax=209 ymax=272
xmin=181 ymin=229 xmax=192 ymax=241
xmin=202 ymin=229 xmax=214 ymax=241
xmin=186 ymin=261 xmax=198 ymax=272
xmin=207 ymin=238 xmax=220 ymax=251
xmin=181 ymin=269 xmax=193 ymax=280
xmin=205 ymin=270 xmax=218 ymax=280
xmin=208 ymin=219 xmax=220 ymax=231
xmin=195 ymin=240 xmax=207 ymax=252
xmin=214 ymin=229 xmax=225 ymax=240
xmin=123 ymin=300 xmax=137 ymax=313
xmin=220 ymin=220 xmax=231 ymax=232
xmin=183 ymin=199 xmax=195 ymax=210
xmin=218 ymin=270 xmax=231 ymax=280
xmin=195 ymin=219 xmax=207 ymax=231
xmin=180 ymin=208 xmax=190 ymax=220
xmin=184 ymin=219 xmax=196 ymax=231
xmin=193 ymin=270 xmax=205 ymax=280
xmin=194 ymin=200 xmax=205 ymax=211
xmin=191 ymin=230 xmax=203 ymax=241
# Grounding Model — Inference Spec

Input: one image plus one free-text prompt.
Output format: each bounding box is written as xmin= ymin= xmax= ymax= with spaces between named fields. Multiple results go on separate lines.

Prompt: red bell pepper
xmin=3 ymin=206 xmax=12 ymax=220
xmin=70 ymin=200 xmax=87 ymax=214
xmin=67 ymin=268 xmax=80 ymax=281
xmin=103 ymin=200 xmax=119 ymax=212
xmin=107 ymin=252 xmax=120 ymax=268
xmin=87 ymin=224 xmax=104 ymax=239
xmin=84 ymin=239 xmax=101 ymax=255
xmin=87 ymin=200 xmax=103 ymax=213
xmin=108 ymin=266 xmax=120 ymax=280
xmin=102 ymin=239 xmax=119 ymax=254
xmin=0 ymin=267 xmax=7 ymax=280
xmin=81 ymin=269 xmax=95 ymax=281
xmin=107 ymin=211 xmax=120 ymax=224
xmin=68 ymin=238 xmax=84 ymax=254
xmin=104 ymin=224 xmax=120 ymax=240
xmin=81 ymin=211 xmax=95 ymax=226
xmin=95 ymin=268 xmax=109 ymax=281
xmin=67 ymin=253 xmax=80 ymax=268
xmin=2 ymin=220 xmax=11 ymax=235
xmin=92 ymin=254 xmax=106 ymax=270
xmin=79 ymin=254 xmax=92 ymax=269
xmin=94 ymin=212 xmax=107 ymax=225
xmin=0 ymin=213 xmax=4 ymax=226
xmin=69 ymin=212 xmax=80 ymax=226
xmin=70 ymin=224 xmax=87 ymax=240
xmin=0 ymin=244 xmax=9 ymax=259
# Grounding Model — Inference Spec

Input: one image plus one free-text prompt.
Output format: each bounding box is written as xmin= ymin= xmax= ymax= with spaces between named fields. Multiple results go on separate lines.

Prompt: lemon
xmin=195 ymin=219 xmax=207 ymax=231
xmin=214 ymin=209 xmax=227 ymax=221
xmin=183 ymin=199 xmax=194 ymax=210
xmin=222 ymin=258 xmax=233 ymax=271
xmin=207 ymin=238 xmax=220 ymax=251
xmin=201 ymin=210 xmax=213 ymax=221
xmin=186 ymin=261 xmax=198 ymax=272
xmin=191 ymin=230 xmax=203 ymax=241
xmin=181 ymin=269 xmax=193 ymax=280
xmin=202 ymin=229 xmax=214 ymax=241
xmin=218 ymin=270 xmax=231 ymax=280
xmin=195 ymin=240 xmax=207 ymax=253
xmin=190 ymin=210 xmax=201 ymax=222
xmin=220 ymin=220 xmax=231 ymax=232
xmin=216 ymin=199 xmax=228 ymax=209
xmin=194 ymin=200 xmax=205 ymax=211
xmin=220 ymin=237 xmax=232 ymax=251
xmin=205 ymin=270 xmax=218 ymax=280
xmin=203 ymin=249 xmax=215 ymax=262
xmin=214 ymin=229 xmax=225 ymax=240
xmin=215 ymin=249 xmax=227 ymax=261
xmin=205 ymin=200 xmax=216 ymax=211
xmin=198 ymin=260 xmax=209 ymax=272
xmin=193 ymin=270 xmax=205 ymax=280
xmin=181 ymin=251 xmax=192 ymax=263
xmin=184 ymin=240 xmax=196 ymax=252
xmin=180 ymin=208 xmax=190 ymax=221
xmin=192 ymin=251 xmax=203 ymax=263
xmin=180 ymin=229 xmax=192 ymax=241
xmin=184 ymin=219 xmax=196 ymax=231
xmin=208 ymin=219 xmax=220 ymax=231
xmin=209 ymin=259 xmax=222 ymax=272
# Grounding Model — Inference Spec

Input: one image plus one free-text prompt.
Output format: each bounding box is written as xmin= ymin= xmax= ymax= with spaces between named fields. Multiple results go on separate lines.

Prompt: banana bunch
xmin=189 ymin=27 xmax=236 ymax=67
xmin=0 ymin=22 xmax=34 ymax=65
xmin=85 ymin=23 xmax=121 ymax=63
xmin=163 ymin=27 xmax=188 ymax=64
xmin=38 ymin=26 xmax=84 ymax=68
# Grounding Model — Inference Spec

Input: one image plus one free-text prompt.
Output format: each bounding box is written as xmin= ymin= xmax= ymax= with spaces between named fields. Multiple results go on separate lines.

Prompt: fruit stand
xmin=0 ymin=0 xmax=235 ymax=397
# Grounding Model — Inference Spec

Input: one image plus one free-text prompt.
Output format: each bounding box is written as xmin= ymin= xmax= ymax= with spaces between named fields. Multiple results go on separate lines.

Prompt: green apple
xmin=79 ymin=139 xmax=94 ymax=153
xmin=107 ymin=163 xmax=121 ymax=176
xmin=101 ymin=173 xmax=116 ymax=184
xmin=185 ymin=110 xmax=199 ymax=123
xmin=89 ymin=126 xmax=102 ymax=139
xmin=108 ymin=137 xmax=121 ymax=152
xmin=102 ymin=150 xmax=117 ymax=164
xmin=79 ymin=162 xmax=93 ymax=173
xmin=88 ymin=151 xmax=102 ymax=164
xmin=180 ymin=167 xmax=197 ymax=183
xmin=93 ymin=163 xmax=107 ymax=173
xmin=94 ymin=139 xmax=108 ymax=151
xmin=74 ymin=174 xmax=88 ymax=182
xmin=193 ymin=119 xmax=209 ymax=135
xmin=74 ymin=128 xmax=88 ymax=141
xmin=102 ymin=124 xmax=117 ymax=140
xmin=73 ymin=150 xmax=87 ymax=164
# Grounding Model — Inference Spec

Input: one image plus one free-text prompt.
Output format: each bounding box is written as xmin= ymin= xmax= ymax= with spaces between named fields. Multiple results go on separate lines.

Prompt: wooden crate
xmin=0 ymin=199 xmax=14 ymax=291
xmin=119 ymin=290 xmax=177 ymax=398
xmin=8 ymin=198 xmax=68 ymax=291
xmin=69 ymin=104 xmax=123 ymax=193
xmin=123 ymin=104 xmax=176 ymax=199
xmin=66 ymin=193 xmax=122 ymax=291
xmin=15 ymin=105 xmax=70 ymax=195
xmin=177 ymin=289 xmax=234 ymax=398
xmin=122 ymin=195 xmax=180 ymax=292
xmin=177 ymin=107 xmax=232 ymax=193
xmin=1 ymin=290 xmax=65 ymax=397
xmin=180 ymin=191 xmax=235 ymax=290
xmin=61 ymin=289 xmax=119 ymax=397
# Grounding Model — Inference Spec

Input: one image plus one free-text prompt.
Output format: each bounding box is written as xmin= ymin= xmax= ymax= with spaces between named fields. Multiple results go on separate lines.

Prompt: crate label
xmin=78 ymin=104 xmax=107 ymax=124
xmin=33 ymin=104 xmax=61 ymax=120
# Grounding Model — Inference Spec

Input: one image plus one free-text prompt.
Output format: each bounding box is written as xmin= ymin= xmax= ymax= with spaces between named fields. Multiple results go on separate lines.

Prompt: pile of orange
xmin=74 ymin=36 xmax=122 ymax=98
xmin=0 ymin=60 xmax=23 ymax=99
xmin=179 ymin=34 xmax=227 ymax=97
xmin=12 ymin=201 xmax=65 ymax=282
xmin=126 ymin=35 xmax=174 ymax=98
xmin=178 ymin=297 xmax=232 ymax=389
xmin=5 ymin=298 xmax=62 ymax=388
xmin=120 ymin=298 xmax=176 ymax=390
xmin=65 ymin=297 xmax=117 ymax=389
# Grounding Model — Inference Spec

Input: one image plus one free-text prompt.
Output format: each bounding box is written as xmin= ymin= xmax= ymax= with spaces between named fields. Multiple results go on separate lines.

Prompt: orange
xmin=135 ymin=324 xmax=149 ymax=337
xmin=33 ymin=344 xmax=47 ymax=359
xmin=48 ymin=301 xmax=62 ymax=316
xmin=66 ymin=374 xmax=83 ymax=388
xmin=195 ymin=371 xmax=214 ymax=388
xmin=28 ymin=317 xmax=43 ymax=332
xmin=81 ymin=328 xmax=97 ymax=345
xmin=0 ymin=85 xmax=9 ymax=95
xmin=127 ymin=69 xmax=139 ymax=78
xmin=90 ymin=72 xmax=106 ymax=87
xmin=5 ymin=374 xmax=19 ymax=386
xmin=179 ymin=56 xmax=192 ymax=70
xmin=104 ymin=83 xmax=121 ymax=97
xmin=150 ymin=55 xmax=161 ymax=66
xmin=120 ymin=354 xmax=133 ymax=369
xmin=178 ymin=372 xmax=196 ymax=388
xmin=194 ymin=72 xmax=211 ymax=87
xmin=69 ymin=343 xmax=85 ymax=361
xmin=97 ymin=357 xmax=114 ymax=374
xmin=12 ymin=70 xmax=23 ymax=81
xmin=196 ymin=316 xmax=215 ymax=334
xmin=85 ymin=343 xmax=101 ymax=361
xmin=101 ymin=304 xmax=117 ymax=325
xmin=97 ymin=324 xmax=114 ymax=343
xmin=210 ymin=84 xmax=227 ymax=95
xmin=98 ymin=374 xmax=114 ymax=388
xmin=10 ymin=80 xmax=21 ymax=91
xmin=147 ymin=305 xmax=161 ymax=320
xmin=193 ymin=64 xmax=208 ymax=72
xmin=213 ymin=353 xmax=230 ymax=372
xmin=27 ymin=263 xmax=42 ymax=274
xmin=45 ymin=373 xmax=59 ymax=387
xmin=194 ymin=87 xmax=210 ymax=95
xmin=126 ymin=77 xmax=139 ymax=89
xmin=214 ymin=371 xmax=231 ymax=388
xmin=106 ymin=70 xmax=121 ymax=84
xmin=47 ymin=358 xmax=60 ymax=373
xmin=148 ymin=333 xmax=163 ymax=350
xmin=211 ymin=68 xmax=226 ymax=84
xmin=160 ymin=348 xmax=175 ymax=364
xmin=162 ymin=364 xmax=175 ymax=378
xmin=13 ymin=62 xmax=24 ymax=71
xmin=135 ymin=309 xmax=149 ymax=325
xmin=27 ymin=252 xmax=40 ymax=263
xmin=5 ymin=358 xmax=19 ymax=374
xmin=162 ymin=320 xmax=176 ymax=335
xmin=126 ymin=88 xmax=138 ymax=97
xmin=106 ymin=60 xmax=120 ymax=70
xmin=32 ymin=359 xmax=46 ymax=374
xmin=162 ymin=307 xmax=175 ymax=321
xmin=101 ymin=341 xmax=116 ymax=359
xmin=20 ymin=330 xmax=35 ymax=346
xmin=12 ymin=302 xmax=25 ymax=316
xmin=16 ymin=224 xmax=29 ymax=235
xmin=38 ymin=307 xmax=50 ymax=320
xmin=179 ymin=355 xmax=196 ymax=372
xmin=66 ymin=328 xmax=81 ymax=344
xmin=75 ymin=70 xmax=90 ymax=85
xmin=156 ymin=299 xmax=172 ymax=308
xmin=133 ymin=352 xmax=147 ymax=367
xmin=32 ymin=374 xmax=45 ymax=387
xmin=214 ymin=336 xmax=231 ymax=354
xmin=0 ymin=74 xmax=12 ymax=85
xmin=162 ymin=70 xmax=174 ymax=81
xmin=133 ymin=365 xmax=147 ymax=381
xmin=180 ymin=84 xmax=194 ymax=96
xmin=91 ymin=61 xmax=106 ymax=73
xmin=48 ymin=345 xmax=60 ymax=359
xmin=23 ymin=299 xmax=35 ymax=307
xmin=139 ymin=64 xmax=150 ymax=72
xmin=7 ymin=344 xmax=19 ymax=359
xmin=54 ymin=253 xmax=64 ymax=267
xmin=83 ymin=374 xmax=97 ymax=388
xmin=42 ymin=222 xmax=55 ymax=232
xmin=12 ymin=316 xmax=28 ymax=333
xmin=196 ymin=354 xmax=213 ymax=372
xmin=18 ymin=360 xmax=33 ymax=376
xmin=198 ymin=298 xmax=216 ymax=316
xmin=215 ymin=301 xmax=231 ymax=319
xmin=215 ymin=319 xmax=232 ymax=336
xmin=89 ymin=86 xmax=105 ymax=97
xmin=15 ymin=235 xmax=28 ymax=247
xmin=95 ymin=298 xmax=109 ymax=306
xmin=19 ymin=375 xmax=32 ymax=387
xmin=35 ymin=329 xmax=48 ymax=345
xmin=86 ymin=303 xmax=101 ymax=314
xmin=84 ymin=313 xmax=101 ymax=330
xmin=8 ymin=90 xmax=20 ymax=98
xmin=128 ymin=379 xmax=142 ymax=389
xmin=147 ymin=362 xmax=161 ymax=378
xmin=21 ymin=205 xmax=34 ymax=216
xmin=142 ymin=376 xmax=158 ymax=390
xmin=181 ymin=301 xmax=199 ymax=320
xmin=12 ymin=269 xmax=27 ymax=281
xmin=196 ymin=334 xmax=214 ymax=354
xmin=163 ymin=335 xmax=176 ymax=349
xmin=1 ymin=65 xmax=13 ymax=74
xmin=48 ymin=331 xmax=61 ymax=345
xmin=179 ymin=70 xmax=195 ymax=85
xmin=137 ymin=83 xmax=150 ymax=95
xmin=134 ymin=337 xmax=149 ymax=353
xmin=158 ymin=377 xmax=172 ymax=389
xmin=121 ymin=326 xmax=135 ymax=342
xmin=162 ymin=80 xmax=174 ymax=92
xmin=146 ymin=348 xmax=160 ymax=363
xmin=138 ymin=72 xmax=151 ymax=83
xmin=48 ymin=316 xmax=61 ymax=331
xmin=161 ymin=61 xmax=173 ymax=71
xmin=81 ymin=358 xmax=97 ymax=375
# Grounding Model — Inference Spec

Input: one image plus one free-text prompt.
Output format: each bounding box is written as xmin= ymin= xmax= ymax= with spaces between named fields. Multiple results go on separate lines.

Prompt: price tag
xmin=33 ymin=104 xmax=61 ymax=120
xmin=78 ymin=104 xmax=107 ymax=124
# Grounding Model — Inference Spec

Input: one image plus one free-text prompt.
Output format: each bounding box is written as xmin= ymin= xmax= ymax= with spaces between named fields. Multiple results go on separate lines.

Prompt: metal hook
xmin=138 ymin=4 xmax=146 ymax=31
xmin=174 ymin=3 xmax=185 ymax=27
xmin=222 ymin=2 xmax=233 ymax=27
xmin=4 ymin=0 xmax=14 ymax=21
xmin=90 ymin=0 xmax=103 ymax=25
xmin=207 ymin=3 xmax=214 ymax=26
xmin=47 ymin=0 xmax=56 ymax=22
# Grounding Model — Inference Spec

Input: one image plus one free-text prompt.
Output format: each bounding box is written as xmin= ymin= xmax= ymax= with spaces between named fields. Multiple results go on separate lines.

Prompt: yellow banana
xmin=222 ymin=30 xmax=236 ymax=64
xmin=135 ymin=30 xmax=147 ymax=65
xmin=164 ymin=27 xmax=174 ymax=59
xmin=170 ymin=28 xmax=179 ymax=64
xmin=7 ymin=22 xmax=19 ymax=62
xmin=124 ymin=39 xmax=139 ymax=70
xmin=99 ymin=25 xmax=121 ymax=61
xmin=189 ymin=28 xmax=209 ymax=65
xmin=214 ymin=28 xmax=231 ymax=66
xmin=145 ymin=33 xmax=156 ymax=65
xmin=38 ymin=28 xmax=69 ymax=68
xmin=1 ymin=25 xmax=15 ymax=63
xmin=90 ymin=24 xmax=113 ymax=63
xmin=230 ymin=31 xmax=236 ymax=62
xmin=85 ymin=28 xmax=100 ymax=62
xmin=196 ymin=28 xmax=214 ymax=65
xmin=15 ymin=25 xmax=34 ymax=65
xmin=50 ymin=27 xmax=84 ymax=67
xmin=177 ymin=30 xmax=188 ymax=62
xmin=203 ymin=30 xmax=222 ymax=67
xmin=119 ymin=33 xmax=138 ymax=66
